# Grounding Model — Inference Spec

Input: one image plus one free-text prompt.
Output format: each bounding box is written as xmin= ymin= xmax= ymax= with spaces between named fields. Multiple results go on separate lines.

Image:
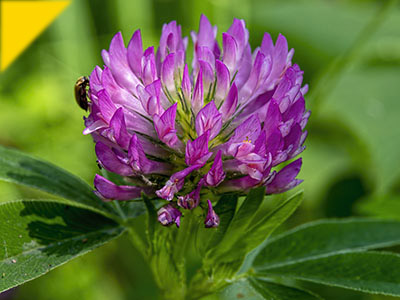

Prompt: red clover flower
xmin=84 ymin=15 xmax=309 ymax=228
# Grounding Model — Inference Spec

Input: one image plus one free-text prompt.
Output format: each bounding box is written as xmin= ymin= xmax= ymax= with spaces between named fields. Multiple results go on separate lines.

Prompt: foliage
xmin=1 ymin=146 xmax=400 ymax=299
xmin=1 ymin=0 xmax=400 ymax=299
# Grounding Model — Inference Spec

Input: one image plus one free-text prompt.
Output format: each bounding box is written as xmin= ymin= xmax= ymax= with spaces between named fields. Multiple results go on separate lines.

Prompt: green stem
xmin=173 ymin=211 xmax=196 ymax=263
xmin=127 ymin=226 xmax=148 ymax=259
xmin=309 ymin=0 xmax=397 ymax=113
xmin=126 ymin=216 xmax=190 ymax=299
xmin=112 ymin=200 xmax=127 ymax=221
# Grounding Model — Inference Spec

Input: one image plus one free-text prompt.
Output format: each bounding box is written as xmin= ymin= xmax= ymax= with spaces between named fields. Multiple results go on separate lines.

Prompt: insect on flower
xmin=83 ymin=15 xmax=310 ymax=228
xmin=74 ymin=76 xmax=90 ymax=111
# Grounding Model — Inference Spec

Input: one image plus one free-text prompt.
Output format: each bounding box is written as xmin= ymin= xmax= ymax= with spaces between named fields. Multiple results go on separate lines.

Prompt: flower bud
xmin=158 ymin=204 xmax=182 ymax=228
xmin=204 ymin=200 xmax=220 ymax=228
xmin=177 ymin=180 xmax=203 ymax=210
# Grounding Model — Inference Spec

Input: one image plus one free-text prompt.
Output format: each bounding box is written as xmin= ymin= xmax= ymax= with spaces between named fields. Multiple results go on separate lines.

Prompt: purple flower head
xmin=84 ymin=15 xmax=309 ymax=228
xmin=158 ymin=204 xmax=182 ymax=228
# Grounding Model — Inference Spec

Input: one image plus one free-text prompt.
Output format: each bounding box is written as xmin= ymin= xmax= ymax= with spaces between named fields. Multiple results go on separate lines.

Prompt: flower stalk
xmin=82 ymin=14 xmax=310 ymax=299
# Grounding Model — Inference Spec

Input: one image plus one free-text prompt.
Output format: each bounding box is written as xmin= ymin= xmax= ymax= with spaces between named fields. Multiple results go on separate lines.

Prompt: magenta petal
xmin=154 ymin=103 xmax=181 ymax=149
xmin=283 ymin=97 xmax=305 ymax=124
xmin=237 ymin=152 xmax=271 ymax=181
xmin=161 ymin=53 xmax=176 ymax=94
xmin=174 ymin=50 xmax=185 ymax=75
xmin=145 ymin=80 xmax=163 ymax=113
xmin=196 ymin=14 xmax=217 ymax=50
xmin=156 ymin=164 xmax=202 ymax=200
xmin=127 ymin=30 xmax=143 ymax=77
xmin=254 ymin=130 xmax=267 ymax=157
xmin=185 ymin=131 xmax=212 ymax=166
xmin=136 ymin=79 xmax=163 ymax=117
xmin=284 ymin=123 xmax=302 ymax=156
xmin=89 ymin=66 xmax=103 ymax=96
xmin=101 ymin=49 xmax=110 ymax=67
xmin=262 ymin=33 xmax=290 ymax=90
xmin=178 ymin=179 xmax=203 ymax=210
xmin=101 ymin=68 xmax=146 ymax=115
xmin=83 ymin=119 xmax=107 ymax=135
xmin=226 ymin=115 xmax=262 ymax=158
xmin=173 ymin=164 xmax=202 ymax=180
xmin=263 ymin=99 xmax=282 ymax=133
xmin=266 ymin=128 xmax=284 ymax=158
xmin=95 ymin=142 xmax=133 ymax=176
xmin=220 ymin=83 xmax=238 ymax=122
xmin=136 ymin=85 xmax=151 ymax=115
xmin=261 ymin=32 xmax=274 ymax=55
xmin=128 ymin=134 xmax=148 ymax=173
xmin=227 ymin=18 xmax=249 ymax=58
xmin=158 ymin=204 xmax=182 ymax=227
xmin=142 ymin=47 xmax=157 ymax=85
xmin=94 ymin=174 xmax=145 ymax=201
xmin=97 ymin=90 xmax=117 ymax=123
xmin=266 ymin=158 xmax=302 ymax=194
xmin=213 ymin=41 xmax=221 ymax=59
xmin=107 ymin=32 xmax=140 ymax=95
xmin=240 ymin=51 xmax=272 ymax=103
xmin=301 ymin=84 xmax=309 ymax=96
xmin=222 ymin=33 xmax=237 ymax=75
xmin=229 ymin=115 xmax=261 ymax=144
xmin=215 ymin=60 xmax=230 ymax=106
xmin=181 ymin=64 xmax=191 ymax=101
xmin=108 ymin=108 xmax=130 ymax=149
xmin=227 ymin=18 xmax=246 ymax=44
xmin=234 ymin=44 xmax=252 ymax=90
xmin=196 ymin=46 xmax=215 ymax=70
xmin=204 ymin=200 xmax=220 ymax=228
xmin=205 ymin=150 xmax=225 ymax=186
xmin=195 ymin=101 xmax=222 ymax=139
xmin=273 ymin=34 xmax=289 ymax=71
xmin=157 ymin=20 xmax=186 ymax=68
xmin=221 ymin=175 xmax=260 ymax=192
xmin=128 ymin=134 xmax=170 ymax=175
xmin=198 ymin=60 xmax=214 ymax=92
xmin=192 ymin=68 xmax=204 ymax=115
xmin=228 ymin=142 xmax=255 ymax=158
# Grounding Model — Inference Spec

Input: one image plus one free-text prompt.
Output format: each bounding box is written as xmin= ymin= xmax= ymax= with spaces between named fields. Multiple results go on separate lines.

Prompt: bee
xmin=74 ymin=76 xmax=90 ymax=111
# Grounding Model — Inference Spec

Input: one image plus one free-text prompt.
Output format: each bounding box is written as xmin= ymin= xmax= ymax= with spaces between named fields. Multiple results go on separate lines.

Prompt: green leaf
xmin=218 ymin=279 xmax=322 ymax=300
xmin=0 ymin=145 xmax=110 ymax=212
xmin=0 ymin=199 xmax=125 ymax=293
xmin=101 ymin=169 xmax=146 ymax=219
xmin=143 ymin=193 xmax=157 ymax=249
xmin=253 ymin=219 xmax=400 ymax=270
xmin=226 ymin=187 xmax=265 ymax=239
xmin=248 ymin=278 xmax=323 ymax=300
xmin=256 ymin=252 xmax=400 ymax=297
xmin=229 ymin=191 xmax=303 ymax=260
xmin=202 ymin=192 xmax=303 ymax=282
xmin=206 ymin=188 xmax=266 ymax=259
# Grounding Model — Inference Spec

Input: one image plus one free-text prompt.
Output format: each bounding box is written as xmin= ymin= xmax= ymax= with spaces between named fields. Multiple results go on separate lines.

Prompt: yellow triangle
xmin=0 ymin=0 xmax=71 ymax=71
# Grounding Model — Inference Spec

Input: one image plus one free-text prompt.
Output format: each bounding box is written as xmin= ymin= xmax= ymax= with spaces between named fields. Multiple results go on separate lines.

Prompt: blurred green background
xmin=0 ymin=0 xmax=400 ymax=299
